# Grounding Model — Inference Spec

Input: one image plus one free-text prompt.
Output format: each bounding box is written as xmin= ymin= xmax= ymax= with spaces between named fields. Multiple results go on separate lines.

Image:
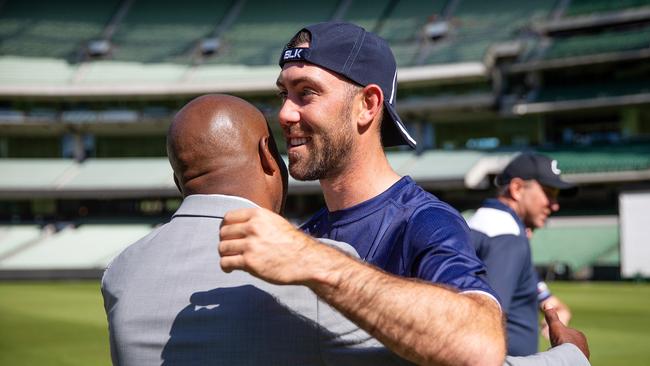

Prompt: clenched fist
xmin=219 ymin=207 xmax=338 ymax=286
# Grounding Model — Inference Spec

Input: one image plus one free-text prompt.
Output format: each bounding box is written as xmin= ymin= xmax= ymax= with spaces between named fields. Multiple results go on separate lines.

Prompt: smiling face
xmin=276 ymin=61 xmax=359 ymax=181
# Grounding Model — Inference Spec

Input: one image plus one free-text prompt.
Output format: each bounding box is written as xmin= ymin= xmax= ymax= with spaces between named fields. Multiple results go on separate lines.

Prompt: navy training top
xmin=468 ymin=198 xmax=548 ymax=356
xmin=301 ymin=176 xmax=497 ymax=298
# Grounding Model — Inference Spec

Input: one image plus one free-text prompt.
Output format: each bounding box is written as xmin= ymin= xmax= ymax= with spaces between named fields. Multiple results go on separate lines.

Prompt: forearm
xmin=219 ymin=208 xmax=506 ymax=365
xmin=305 ymin=244 xmax=506 ymax=366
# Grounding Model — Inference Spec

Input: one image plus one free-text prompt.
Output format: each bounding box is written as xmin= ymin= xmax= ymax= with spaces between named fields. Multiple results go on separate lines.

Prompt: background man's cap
xmin=279 ymin=21 xmax=416 ymax=149
xmin=496 ymin=153 xmax=577 ymax=194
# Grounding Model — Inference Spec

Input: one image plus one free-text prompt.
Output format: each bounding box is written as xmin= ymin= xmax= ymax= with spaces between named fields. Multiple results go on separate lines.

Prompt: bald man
xmin=101 ymin=95 xmax=410 ymax=366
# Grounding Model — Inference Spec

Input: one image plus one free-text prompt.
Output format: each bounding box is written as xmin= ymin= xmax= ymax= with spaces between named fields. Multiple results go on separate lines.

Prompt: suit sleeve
xmin=503 ymin=344 xmax=591 ymax=366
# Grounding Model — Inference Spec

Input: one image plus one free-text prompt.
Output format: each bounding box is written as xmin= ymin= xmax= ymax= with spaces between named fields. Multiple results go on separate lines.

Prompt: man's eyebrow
xmin=276 ymin=75 xmax=318 ymax=89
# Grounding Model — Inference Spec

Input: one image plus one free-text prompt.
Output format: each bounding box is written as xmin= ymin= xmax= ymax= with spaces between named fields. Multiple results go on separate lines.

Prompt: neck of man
xmin=319 ymin=143 xmax=401 ymax=212
xmin=497 ymin=196 xmax=525 ymax=223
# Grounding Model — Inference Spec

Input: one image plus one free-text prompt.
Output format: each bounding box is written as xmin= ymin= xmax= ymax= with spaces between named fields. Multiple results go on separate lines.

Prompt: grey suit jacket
xmin=101 ymin=194 xmax=409 ymax=366
xmin=505 ymin=344 xmax=591 ymax=366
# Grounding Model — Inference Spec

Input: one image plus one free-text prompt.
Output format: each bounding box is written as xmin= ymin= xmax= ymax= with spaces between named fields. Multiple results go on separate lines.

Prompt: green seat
xmin=0 ymin=0 xmax=118 ymax=61
xmin=422 ymin=0 xmax=552 ymax=65
xmin=110 ymin=0 xmax=231 ymax=64
xmin=540 ymin=145 xmax=650 ymax=174
xmin=207 ymin=0 xmax=338 ymax=66
xmin=544 ymin=26 xmax=650 ymax=60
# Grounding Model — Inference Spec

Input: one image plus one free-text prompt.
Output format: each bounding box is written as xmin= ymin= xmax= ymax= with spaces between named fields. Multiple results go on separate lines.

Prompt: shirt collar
xmin=481 ymin=198 xmax=526 ymax=235
xmin=173 ymin=194 xmax=258 ymax=219
xmin=326 ymin=176 xmax=413 ymax=225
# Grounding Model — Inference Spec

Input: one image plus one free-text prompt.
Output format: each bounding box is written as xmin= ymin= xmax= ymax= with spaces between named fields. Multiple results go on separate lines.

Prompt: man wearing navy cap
xmin=219 ymin=22 xmax=506 ymax=366
xmin=468 ymin=152 xmax=577 ymax=356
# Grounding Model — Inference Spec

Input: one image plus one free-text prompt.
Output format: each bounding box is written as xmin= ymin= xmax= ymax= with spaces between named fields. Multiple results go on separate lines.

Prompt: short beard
xmin=289 ymin=100 xmax=355 ymax=181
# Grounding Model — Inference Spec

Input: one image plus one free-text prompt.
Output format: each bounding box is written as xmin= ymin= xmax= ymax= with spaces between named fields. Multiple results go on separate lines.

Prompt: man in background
xmin=468 ymin=152 xmax=576 ymax=356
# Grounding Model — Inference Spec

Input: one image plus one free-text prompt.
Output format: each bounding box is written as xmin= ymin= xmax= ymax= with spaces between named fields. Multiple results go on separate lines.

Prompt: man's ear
xmin=259 ymin=136 xmax=277 ymax=176
xmin=358 ymin=84 xmax=383 ymax=129
xmin=509 ymin=178 xmax=525 ymax=201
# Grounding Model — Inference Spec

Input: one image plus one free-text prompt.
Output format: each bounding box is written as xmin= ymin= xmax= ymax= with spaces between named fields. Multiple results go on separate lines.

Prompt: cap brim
xmin=382 ymin=102 xmax=416 ymax=149
xmin=539 ymin=176 xmax=578 ymax=196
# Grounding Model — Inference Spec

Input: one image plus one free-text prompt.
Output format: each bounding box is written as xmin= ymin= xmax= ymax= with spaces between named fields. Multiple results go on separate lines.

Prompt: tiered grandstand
xmin=1 ymin=0 xmax=649 ymax=279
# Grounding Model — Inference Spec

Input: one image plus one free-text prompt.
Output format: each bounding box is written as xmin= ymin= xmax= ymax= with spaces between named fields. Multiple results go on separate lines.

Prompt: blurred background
xmin=0 ymin=0 xmax=648 ymax=365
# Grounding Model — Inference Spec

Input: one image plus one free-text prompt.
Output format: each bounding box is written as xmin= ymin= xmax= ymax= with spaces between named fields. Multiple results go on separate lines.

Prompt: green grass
xmin=538 ymin=282 xmax=650 ymax=366
xmin=0 ymin=281 xmax=110 ymax=366
xmin=0 ymin=281 xmax=649 ymax=365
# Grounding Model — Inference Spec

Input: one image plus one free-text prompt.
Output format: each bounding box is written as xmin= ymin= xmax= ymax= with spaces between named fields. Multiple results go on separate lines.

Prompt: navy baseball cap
xmin=278 ymin=22 xmax=416 ymax=149
xmin=496 ymin=153 xmax=577 ymax=194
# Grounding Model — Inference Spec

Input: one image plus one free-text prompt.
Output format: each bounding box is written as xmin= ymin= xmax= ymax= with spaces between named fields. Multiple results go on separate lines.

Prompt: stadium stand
xmin=542 ymin=25 xmax=650 ymax=60
xmin=565 ymin=0 xmax=650 ymax=17
xmin=535 ymin=78 xmax=650 ymax=102
xmin=205 ymin=0 xmax=339 ymax=66
xmin=341 ymin=0 xmax=391 ymax=33
xmin=375 ymin=0 xmax=446 ymax=67
xmin=531 ymin=216 xmax=619 ymax=275
xmin=420 ymin=0 xmax=554 ymax=65
xmin=543 ymin=145 xmax=650 ymax=174
xmin=0 ymin=0 xmax=119 ymax=61
xmin=0 ymin=224 xmax=152 ymax=270
xmin=0 ymin=159 xmax=76 ymax=192
xmin=110 ymin=0 xmax=232 ymax=63
xmin=0 ymin=225 xmax=43 ymax=259
xmin=1 ymin=0 xmax=650 ymax=280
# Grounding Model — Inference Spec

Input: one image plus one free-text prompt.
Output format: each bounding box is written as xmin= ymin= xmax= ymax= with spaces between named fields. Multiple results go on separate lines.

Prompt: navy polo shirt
xmin=301 ymin=176 xmax=497 ymax=298
xmin=468 ymin=198 xmax=542 ymax=356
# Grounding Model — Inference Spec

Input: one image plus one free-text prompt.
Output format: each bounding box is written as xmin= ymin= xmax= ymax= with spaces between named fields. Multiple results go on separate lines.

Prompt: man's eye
xmin=302 ymin=89 xmax=315 ymax=96
xmin=277 ymin=90 xmax=288 ymax=100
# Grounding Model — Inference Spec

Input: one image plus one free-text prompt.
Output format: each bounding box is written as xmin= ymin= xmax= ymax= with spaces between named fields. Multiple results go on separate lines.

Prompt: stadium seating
xmin=535 ymin=78 xmax=650 ymax=102
xmin=342 ymin=0 xmax=391 ymax=33
xmin=0 ymin=0 xmax=119 ymax=61
xmin=375 ymin=0 xmax=446 ymax=67
xmin=206 ymin=0 xmax=339 ymax=66
xmin=565 ymin=0 xmax=650 ymax=17
xmin=531 ymin=217 xmax=619 ymax=273
xmin=421 ymin=0 xmax=553 ymax=65
xmin=0 ymin=56 xmax=75 ymax=85
xmin=0 ymin=225 xmax=42 ymax=258
xmin=542 ymin=25 xmax=650 ymax=60
xmin=390 ymin=150 xmax=484 ymax=183
xmin=0 ymin=224 xmax=152 ymax=270
xmin=110 ymin=0 xmax=231 ymax=63
xmin=0 ymin=159 xmax=76 ymax=190
xmin=542 ymin=145 xmax=650 ymax=174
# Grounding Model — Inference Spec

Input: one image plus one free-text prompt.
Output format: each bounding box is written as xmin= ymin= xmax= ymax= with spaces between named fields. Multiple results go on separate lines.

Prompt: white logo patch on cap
xmin=551 ymin=160 xmax=561 ymax=175
xmin=283 ymin=48 xmax=304 ymax=61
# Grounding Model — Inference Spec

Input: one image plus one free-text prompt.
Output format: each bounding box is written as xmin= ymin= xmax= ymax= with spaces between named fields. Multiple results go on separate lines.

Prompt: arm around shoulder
xmin=219 ymin=208 xmax=506 ymax=366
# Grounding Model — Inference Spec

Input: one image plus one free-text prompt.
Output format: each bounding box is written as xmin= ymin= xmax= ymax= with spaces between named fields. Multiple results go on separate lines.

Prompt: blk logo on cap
xmin=283 ymin=48 xmax=305 ymax=61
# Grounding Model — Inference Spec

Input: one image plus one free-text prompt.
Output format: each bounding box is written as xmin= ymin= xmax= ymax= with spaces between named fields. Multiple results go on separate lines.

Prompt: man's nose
xmin=550 ymin=201 xmax=560 ymax=212
xmin=278 ymin=98 xmax=300 ymax=127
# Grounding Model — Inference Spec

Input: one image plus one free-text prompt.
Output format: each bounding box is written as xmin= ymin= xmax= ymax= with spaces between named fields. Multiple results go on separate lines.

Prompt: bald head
xmin=168 ymin=94 xmax=287 ymax=213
